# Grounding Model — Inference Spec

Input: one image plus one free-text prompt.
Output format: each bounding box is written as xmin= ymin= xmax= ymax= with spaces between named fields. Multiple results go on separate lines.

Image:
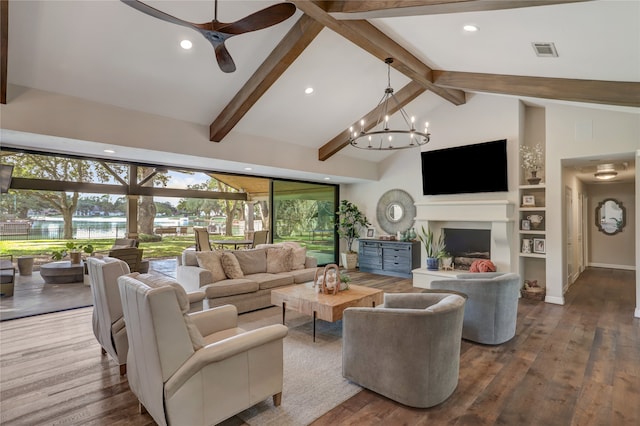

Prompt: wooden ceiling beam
xmin=209 ymin=14 xmax=323 ymax=142
xmin=433 ymin=71 xmax=640 ymax=108
xmin=318 ymin=80 xmax=426 ymax=161
xmin=291 ymin=0 xmax=466 ymax=106
xmin=1 ymin=0 xmax=8 ymax=104
xmin=323 ymin=0 xmax=593 ymax=18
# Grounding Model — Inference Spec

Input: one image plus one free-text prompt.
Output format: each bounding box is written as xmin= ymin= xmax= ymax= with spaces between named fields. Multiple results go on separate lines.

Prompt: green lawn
xmin=1 ymin=235 xmax=336 ymax=261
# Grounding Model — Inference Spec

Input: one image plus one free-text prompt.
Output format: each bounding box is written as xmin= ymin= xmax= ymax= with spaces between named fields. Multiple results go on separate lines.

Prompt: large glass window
xmin=272 ymin=180 xmax=337 ymax=265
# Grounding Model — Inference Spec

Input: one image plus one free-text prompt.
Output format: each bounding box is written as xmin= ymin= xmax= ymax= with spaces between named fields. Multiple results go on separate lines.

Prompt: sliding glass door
xmin=271 ymin=180 xmax=338 ymax=265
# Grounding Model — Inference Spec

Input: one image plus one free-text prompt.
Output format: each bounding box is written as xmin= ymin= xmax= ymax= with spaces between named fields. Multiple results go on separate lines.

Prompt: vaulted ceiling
xmin=1 ymin=0 xmax=639 ymax=173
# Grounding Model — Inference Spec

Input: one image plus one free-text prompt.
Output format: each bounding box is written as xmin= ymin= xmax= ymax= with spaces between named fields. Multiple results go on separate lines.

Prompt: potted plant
xmin=52 ymin=241 xmax=95 ymax=264
xmin=336 ymin=200 xmax=370 ymax=270
xmin=339 ymin=271 xmax=351 ymax=291
xmin=417 ymin=226 xmax=446 ymax=271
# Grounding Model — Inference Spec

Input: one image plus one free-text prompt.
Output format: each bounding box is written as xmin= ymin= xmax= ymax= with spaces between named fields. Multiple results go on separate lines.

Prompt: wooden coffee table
xmin=271 ymin=283 xmax=384 ymax=342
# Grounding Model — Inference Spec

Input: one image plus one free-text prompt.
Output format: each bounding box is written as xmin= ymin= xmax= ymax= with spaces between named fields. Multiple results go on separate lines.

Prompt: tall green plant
xmin=336 ymin=200 xmax=370 ymax=253
xmin=418 ymin=226 xmax=446 ymax=258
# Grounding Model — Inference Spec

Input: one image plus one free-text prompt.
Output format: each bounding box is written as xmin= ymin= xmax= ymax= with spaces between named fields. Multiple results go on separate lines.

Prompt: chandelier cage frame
xmin=348 ymin=58 xmax=431 ymax=151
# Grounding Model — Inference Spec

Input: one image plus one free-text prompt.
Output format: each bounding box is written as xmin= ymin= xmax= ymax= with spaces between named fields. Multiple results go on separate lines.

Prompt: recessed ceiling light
xmin=103 ymin=149 xmax=115 ymax=154
xmin=463 ymin=24 xmax=479 ymax=32
xmin=244 ymin=167 xmax=253 ymax=171
xmin=304 ymin=87 xmax=314 ymax=95
xmin=323 ymin=177 xmax=331 ymax=180
xmin=180 ymin=40 xmax=193 ymax=50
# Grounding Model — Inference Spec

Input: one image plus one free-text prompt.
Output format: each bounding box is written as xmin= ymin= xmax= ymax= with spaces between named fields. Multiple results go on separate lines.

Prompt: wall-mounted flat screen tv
xmin=421 ymin=139 xmax=508 ymax=195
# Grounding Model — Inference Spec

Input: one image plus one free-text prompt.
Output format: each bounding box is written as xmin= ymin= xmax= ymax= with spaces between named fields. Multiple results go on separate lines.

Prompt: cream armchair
xmin=118 ymin=274 xmax=288 ymax=426
xmin=86 ymin=256 xmax=131 ymax=375
xmin=343 ymin=292 xmax=466 ymax=408
xmin=87 ymin=257 xmax=207 ymax=377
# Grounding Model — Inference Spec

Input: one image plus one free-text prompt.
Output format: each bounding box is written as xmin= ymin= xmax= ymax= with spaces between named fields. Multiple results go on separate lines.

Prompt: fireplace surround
xmin=412 ymin=200 xmax=515 ymax=288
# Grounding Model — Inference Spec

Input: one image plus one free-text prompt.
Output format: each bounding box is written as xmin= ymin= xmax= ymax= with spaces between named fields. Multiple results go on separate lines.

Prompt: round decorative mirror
xmin=376 ymin=189 xmax=416 ymax=235
xmin=387 ymin=203 xmax=404 ymax=222
xmin=596 ymin=198 xmax=625 ymax=235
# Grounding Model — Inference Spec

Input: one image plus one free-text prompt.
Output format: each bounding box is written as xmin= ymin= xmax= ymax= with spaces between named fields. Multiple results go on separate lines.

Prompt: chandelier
xmin=349 ymin=58 xmax=430 ymax=151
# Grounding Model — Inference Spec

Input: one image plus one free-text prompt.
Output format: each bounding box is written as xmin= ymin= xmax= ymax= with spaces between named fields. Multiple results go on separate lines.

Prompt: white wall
xmin=587 ymin=182 xmax=636 ymax=269
xmin=0 ymin=85 xmax=379 ymax=182
xmin=545 ymin=105 xmax=639 ymax=307
xmin=342 ymin=93 xmax=522 ymax=263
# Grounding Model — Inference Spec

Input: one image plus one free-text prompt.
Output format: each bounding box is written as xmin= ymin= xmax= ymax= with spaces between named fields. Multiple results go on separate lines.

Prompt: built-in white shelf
xmin=519 ymin=253 xmax=546 ymax=259
xmin=519 ymin=184 xmax=546 ymax=190
xmin=519 ymin=206 xmax=547 ymax=211
xmin=519 ymin=230 xmax=546 ymax=235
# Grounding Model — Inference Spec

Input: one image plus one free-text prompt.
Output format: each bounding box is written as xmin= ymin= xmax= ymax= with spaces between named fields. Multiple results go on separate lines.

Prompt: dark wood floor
xmin=0 ymin=268 xmax=637 ymax=425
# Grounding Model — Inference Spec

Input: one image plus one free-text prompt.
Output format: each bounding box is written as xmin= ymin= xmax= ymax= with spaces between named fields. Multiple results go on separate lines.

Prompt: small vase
xmin=527 ymin=170 xmax=542 ymax=185
xmin=408 ymin=228 xmax=416 ymax=240
xmin=426 ymin=257 xmax=439 ymax=271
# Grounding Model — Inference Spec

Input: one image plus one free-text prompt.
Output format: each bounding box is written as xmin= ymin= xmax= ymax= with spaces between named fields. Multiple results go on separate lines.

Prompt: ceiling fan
xmin=121 ymin=0 xmax=296 ymax=73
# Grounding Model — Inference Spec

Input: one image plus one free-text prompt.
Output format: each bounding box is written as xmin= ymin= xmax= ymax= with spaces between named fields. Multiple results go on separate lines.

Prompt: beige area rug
xmin=233 ymin=306 xmax=361 ymax=426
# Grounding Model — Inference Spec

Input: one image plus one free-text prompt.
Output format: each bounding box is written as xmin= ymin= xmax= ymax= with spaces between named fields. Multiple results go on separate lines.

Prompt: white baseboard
xmin=588 ymin=262 xmax=636 ymax=271
xmin=545 ymin=295 xmax=565 ymax=305
xmin=635 ymin=307 xmax=640 ymax=319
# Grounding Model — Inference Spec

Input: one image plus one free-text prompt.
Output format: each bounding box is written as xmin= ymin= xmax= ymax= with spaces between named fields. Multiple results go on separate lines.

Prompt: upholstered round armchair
xmin=342 ymin=292 xmax=466 ymax=408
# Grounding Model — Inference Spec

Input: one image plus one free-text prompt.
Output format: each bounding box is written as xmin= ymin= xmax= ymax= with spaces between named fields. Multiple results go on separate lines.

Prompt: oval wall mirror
xmin=376 ymin=189 xmax=416 ymax=235
xmin=596 ymin=198 xmax=625 ymax=235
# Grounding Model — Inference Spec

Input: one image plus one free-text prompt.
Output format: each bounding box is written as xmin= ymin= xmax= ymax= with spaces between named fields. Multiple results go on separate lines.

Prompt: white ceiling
xmin=3 ymin=0 xmax=640 ymax=181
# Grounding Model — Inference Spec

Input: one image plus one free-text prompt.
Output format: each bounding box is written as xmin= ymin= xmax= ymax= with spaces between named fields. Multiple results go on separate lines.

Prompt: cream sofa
xmin=176 ymin=243 xmax=318 ymax=313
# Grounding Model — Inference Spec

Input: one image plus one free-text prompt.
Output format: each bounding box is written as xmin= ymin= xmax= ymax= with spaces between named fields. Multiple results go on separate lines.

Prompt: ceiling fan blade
xmin=215 ymin=3 xmax=296 ymax=35
xmin=120 ymin=0 xmax=196 ymax=30
xmin=214 ymin=43 xmax=236 ymax=73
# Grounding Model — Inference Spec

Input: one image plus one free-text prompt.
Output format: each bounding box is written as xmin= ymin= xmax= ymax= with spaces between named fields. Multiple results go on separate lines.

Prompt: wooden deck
xmin=0 ymin=267 xmax=637 ymax=425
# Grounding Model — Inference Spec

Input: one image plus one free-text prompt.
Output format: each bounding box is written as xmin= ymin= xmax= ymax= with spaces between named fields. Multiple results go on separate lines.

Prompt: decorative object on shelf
xmin=441 ymin=255 xmax=454 ymax=271
xmin=336 ymin=200 xmax=370 ymax=270
xmin=522 ymin=239 xmax=532 ymax=253
xmin=417 ymin=226 xmax=446 ymax=271
xmin=596 ymin=198 xmax=626 ymax=235
xmin=527 ymin=214 xmax=544 ymax=229
xmin=521 ymin=279 xmax=545 ymax=301
xmin=348 ymin=58 xmax=431 ymax=151
xmin=533 ymin=238 xmax=546 ymax=254
xmin=594 ymin=163 xmax=618 ymax=180
xmin=408 ymin=227 xmax=417 ymax=241
xmin=366 ymin=228 xmax=375 ymax=238
xmin=520 ymin=143 xmax=544 ymax=184
xmin=376 ymin=189 xmax=416 ymax=235
xmin=469 ymin=259 xmax=496 ymax=273
xmin=521 ymin=219 xmax=531 ymax=231
xmin=522 ymin=195 xmax=536 ymax=207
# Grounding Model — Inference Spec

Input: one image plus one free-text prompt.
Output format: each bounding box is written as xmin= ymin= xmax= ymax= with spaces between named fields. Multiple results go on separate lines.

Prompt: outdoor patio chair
xmin=194 ymin=227 xmax=212 ymax=251
xmin=251 ymin=230 xmax=269 ymax=247
xmin=108 ymin=247 xmax=144 ymax=273
xmin=0 ymin=255 xmax=15 ymax=297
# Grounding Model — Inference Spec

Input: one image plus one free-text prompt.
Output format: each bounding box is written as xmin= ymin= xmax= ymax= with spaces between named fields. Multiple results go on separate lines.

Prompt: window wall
xmin=272 ymin=180 xmax=337 ymax=265
xmin=1 ymin=149 xmax=338 ymax=264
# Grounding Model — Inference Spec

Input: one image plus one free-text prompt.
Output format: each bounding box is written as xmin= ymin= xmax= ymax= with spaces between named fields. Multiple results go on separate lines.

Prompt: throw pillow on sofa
xmin=195 ymin=251 xmax=227 ymax=283
xmin=283 ymin=243 xmax=307 ymax=270
xmin=221 ymin=252 xmax=244 ymax=279
xmin=266 ymin=247 xmax=293 ymax=273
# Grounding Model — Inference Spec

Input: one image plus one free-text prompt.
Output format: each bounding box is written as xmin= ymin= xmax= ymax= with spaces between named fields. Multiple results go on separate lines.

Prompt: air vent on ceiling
xmin=532 ymin=42 xmax=558 ymax=57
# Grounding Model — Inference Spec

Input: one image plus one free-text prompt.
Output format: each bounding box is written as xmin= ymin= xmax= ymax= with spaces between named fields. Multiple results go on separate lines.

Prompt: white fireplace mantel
xmin=414 ymin=200 xmax=514 ymax=223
